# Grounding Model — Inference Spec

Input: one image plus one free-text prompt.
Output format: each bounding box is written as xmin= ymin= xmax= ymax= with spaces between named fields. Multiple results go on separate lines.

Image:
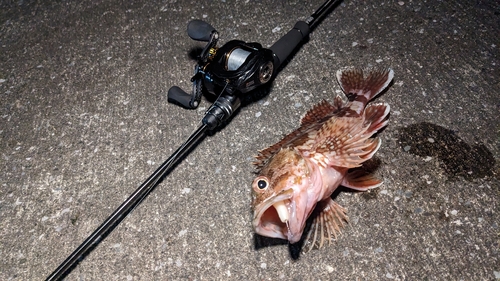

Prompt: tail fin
xmin=336 ymin=68 xmax=394 ymax=115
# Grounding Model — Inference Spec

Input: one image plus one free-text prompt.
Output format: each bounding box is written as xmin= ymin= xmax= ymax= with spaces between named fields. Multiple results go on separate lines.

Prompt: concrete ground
xmin=1 ymin=0 xmax=498 ymax=280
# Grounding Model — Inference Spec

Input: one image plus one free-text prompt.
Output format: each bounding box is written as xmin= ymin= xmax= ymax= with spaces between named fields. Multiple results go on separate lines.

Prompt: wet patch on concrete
xmin=398 ymin=122 xmax=496 ymax=181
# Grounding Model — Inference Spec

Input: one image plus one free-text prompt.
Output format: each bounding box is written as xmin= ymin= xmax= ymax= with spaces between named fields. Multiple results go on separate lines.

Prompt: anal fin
xmin=342 ymin=169 xmax=383 ymax=191
xmin=303 ymin=198 xmax=348 ymax=252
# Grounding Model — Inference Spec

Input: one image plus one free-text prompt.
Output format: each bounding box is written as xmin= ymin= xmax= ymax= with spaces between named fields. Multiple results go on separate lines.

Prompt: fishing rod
xmin=46 ymin=0 xmax=341 ymax=279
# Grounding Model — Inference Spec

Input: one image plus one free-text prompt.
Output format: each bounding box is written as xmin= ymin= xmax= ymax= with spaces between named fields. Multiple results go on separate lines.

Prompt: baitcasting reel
xmin=167 ymin=16 xmax=312 ymax=130
xmin=167 ymin=20 xmax=275 ymax=110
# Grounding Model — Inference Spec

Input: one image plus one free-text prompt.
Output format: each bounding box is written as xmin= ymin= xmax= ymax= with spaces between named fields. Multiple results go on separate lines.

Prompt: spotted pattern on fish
xmin=251 ymin=67 xmax=394 ymax=250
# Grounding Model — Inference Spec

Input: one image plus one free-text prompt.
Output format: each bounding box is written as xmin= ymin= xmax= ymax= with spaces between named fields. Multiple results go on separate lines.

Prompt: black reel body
xmin=203 ymin=40 xmax=274 ymax=95
xmin=168 ymin=21 xmax=276 ymax=129
xmin=168 ymin=20 xmax=274 ymax=111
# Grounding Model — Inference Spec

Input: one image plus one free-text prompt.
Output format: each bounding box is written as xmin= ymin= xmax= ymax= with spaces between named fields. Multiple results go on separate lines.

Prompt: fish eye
xmin=257 ymin=179 xmax=268 ymax=190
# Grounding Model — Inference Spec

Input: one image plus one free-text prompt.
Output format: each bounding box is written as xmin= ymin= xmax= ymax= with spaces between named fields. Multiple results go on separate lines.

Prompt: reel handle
xmin=167 ymin=86 xmax=195 ymax=109
xmin=188 ymin=20 xmax=216 ymax=41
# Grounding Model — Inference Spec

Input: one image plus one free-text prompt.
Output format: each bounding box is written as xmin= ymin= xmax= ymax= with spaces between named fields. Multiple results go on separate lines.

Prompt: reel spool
xmin=226 ymin=47 xmax=251 ymax=71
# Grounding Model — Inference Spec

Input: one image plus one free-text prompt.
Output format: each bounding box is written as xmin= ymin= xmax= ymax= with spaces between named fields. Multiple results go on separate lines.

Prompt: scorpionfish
xmin=252 ymin=67 xmax=394 ymax=250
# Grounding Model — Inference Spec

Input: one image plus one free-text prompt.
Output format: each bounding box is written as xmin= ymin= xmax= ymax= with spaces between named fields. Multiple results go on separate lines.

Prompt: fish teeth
xmin=273 ymin=201 xmax=289 ymax=223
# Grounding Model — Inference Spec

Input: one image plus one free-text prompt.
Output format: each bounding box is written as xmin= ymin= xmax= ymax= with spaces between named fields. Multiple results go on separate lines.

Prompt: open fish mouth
xmin=253 ymin=188 xmax=294 ymax=240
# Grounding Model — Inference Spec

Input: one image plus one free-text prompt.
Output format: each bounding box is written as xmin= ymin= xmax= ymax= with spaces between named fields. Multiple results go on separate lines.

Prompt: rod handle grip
xmin=269 ymin=21 xmax=310 ymax=73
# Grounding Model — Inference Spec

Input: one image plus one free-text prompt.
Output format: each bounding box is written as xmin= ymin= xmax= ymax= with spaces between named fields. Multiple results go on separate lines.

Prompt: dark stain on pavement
xmin=398 ymin=122 xmax=496 ymax=181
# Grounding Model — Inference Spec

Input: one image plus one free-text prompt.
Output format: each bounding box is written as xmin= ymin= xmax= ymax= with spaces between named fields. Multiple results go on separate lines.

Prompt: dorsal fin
xmin=254 ymin=96 xmax=347 ymax=170
xmin=300 ymin=99 xmax=340 ymax=126
xmin=253 ymin=122 xmax=317 ymax=170
xmin=254 ymin=68 xmax=393 ymax=171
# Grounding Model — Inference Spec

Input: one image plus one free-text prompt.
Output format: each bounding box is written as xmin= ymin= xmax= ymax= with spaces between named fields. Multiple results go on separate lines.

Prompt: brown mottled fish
xmin=252 ymin=67 xmax=394 ymax=250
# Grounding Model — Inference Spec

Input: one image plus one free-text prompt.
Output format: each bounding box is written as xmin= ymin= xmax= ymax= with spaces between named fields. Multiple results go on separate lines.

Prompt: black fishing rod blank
xmin=46 ymin=124 xmax=208 ymax=280
xmin=47 ymin=0 xmax=341 ymax=279
xmin=46 ymin=92 xmax=239 ymax=281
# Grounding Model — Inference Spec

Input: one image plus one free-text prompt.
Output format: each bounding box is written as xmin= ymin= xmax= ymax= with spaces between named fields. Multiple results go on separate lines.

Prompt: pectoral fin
xmin=310 ymin=116 xmax=382 ymax=168
xmin=303 ymin=198 xmax=348 ymax=252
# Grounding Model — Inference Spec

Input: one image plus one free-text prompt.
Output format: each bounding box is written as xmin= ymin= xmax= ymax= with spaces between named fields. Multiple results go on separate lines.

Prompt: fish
xmin=251 ymin=67 xmax=394 ymax=250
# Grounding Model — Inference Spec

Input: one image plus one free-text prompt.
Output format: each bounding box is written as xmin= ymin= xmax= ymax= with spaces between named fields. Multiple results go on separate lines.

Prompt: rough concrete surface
xmin=1 ymin=0 xmax=499 ymax=280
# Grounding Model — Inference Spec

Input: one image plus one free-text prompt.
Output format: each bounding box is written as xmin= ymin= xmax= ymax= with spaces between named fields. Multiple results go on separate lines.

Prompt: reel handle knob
xmin=168 ymin=86 xmax=197 ymax=109
xmin=188 ymin=20 xmax=216 ymax=42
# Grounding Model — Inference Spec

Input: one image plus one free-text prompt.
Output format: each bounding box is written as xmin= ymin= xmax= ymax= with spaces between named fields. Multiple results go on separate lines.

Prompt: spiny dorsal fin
xmin=254 ymin=68 xmax=393 ymax=171
xmin=254 ymin=98 xmax=344 ymax=170
xmin=300 ymin=99 xmax=340 ymax=126
xmin=253 ymin=122 xmax=318 ymax=170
